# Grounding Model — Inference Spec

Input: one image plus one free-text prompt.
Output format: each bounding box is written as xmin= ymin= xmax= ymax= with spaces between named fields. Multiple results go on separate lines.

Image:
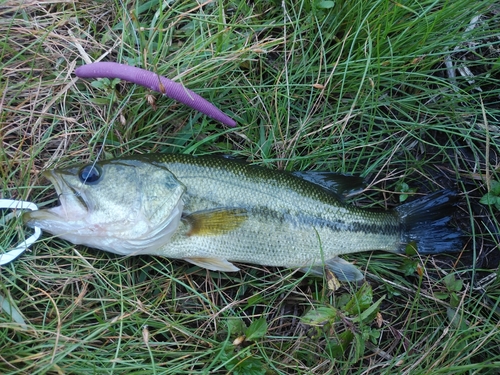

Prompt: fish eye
xmin=78 ymin=164 xmax=103 ymax=185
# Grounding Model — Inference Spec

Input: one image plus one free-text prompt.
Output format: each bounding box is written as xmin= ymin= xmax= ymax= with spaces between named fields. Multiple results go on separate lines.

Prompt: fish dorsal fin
xmin=184 ymin=208 xmax=247 ymax=236
xmin=291 ymin=171 xmax=365 ymax=199
xmin=184 ymin=257 xmax=240 ymax=272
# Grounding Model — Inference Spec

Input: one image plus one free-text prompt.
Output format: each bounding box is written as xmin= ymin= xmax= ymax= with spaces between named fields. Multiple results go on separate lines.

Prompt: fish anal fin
xmin=301 ymin=257 xmax=364 ymax=282
xmin=325 ymin=257 xmax=364 ymax=282
xmin=185 ymin=257 xmax=240 ymax=272
xmin=184 ymin=208 xmax=247 ymax=236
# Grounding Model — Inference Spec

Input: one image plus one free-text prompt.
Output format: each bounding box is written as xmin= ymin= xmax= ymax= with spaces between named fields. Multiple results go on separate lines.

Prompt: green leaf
xmin=90 ymin=78 xmax=111 ymax=89
xmin=351 ymin=295 xmax=385 ymax=323
xmin=491 ymin=180 xmax=500 ymax=195
xmin=443 ymin=273 xmax=463 ymax=292
xmin=434 ymin=292 xmax=450 ymax=300
xmin=246 ymin=293 xmax=263 ymax=307
xmin=326 ymin=330 xmax=354 ymax=359
xmin=227 ymin=318 xmax=247 ymax=335
xmin=245 ymin=317 xmax=268 ymax=341
xmin=446 ymin=307 xmax=469 ymax=330
xmin=398 ymin=181 xmax=409 ymax=191
xmin=396 ymin=182 xmax=416 ymax=202
xmin=222 ymin=348 xmax=267 ymax=375
xmin=317 ymin=1 xmax=335 ymax=9
xmin=450 ymin=292 xmax=461 ymax=308
xmin=89 ymin=98 xmax=112 ymax=105
xmin=404 ymin=241 xmax=418 ymax=255
xmin=301 ymin=306 xmax=338 ymax=326
xmin=369 ymin=327 xmax=381 ymax=344
xmin=345 ymin=283 xmax=373 ymax=315
xmin=110 ymin=78 xmax=121 ymax=88
xmin=400 ymin=258 xmax=419 ymax=275
xmin=386 ymin=284 xmax=402 ymax=298
xmin=480 ymin=192 xmax=499 ymax=206
xmin=336 ymin=293 xmax=352 ymax=309
xmin=354 ymin=334 xmax=366 ymax=362
xmin=231 ymin=357 xmax=266 ymax=375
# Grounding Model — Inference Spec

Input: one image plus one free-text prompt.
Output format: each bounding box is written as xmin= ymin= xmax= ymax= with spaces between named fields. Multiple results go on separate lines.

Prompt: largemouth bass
xmin=24 ymin=154 xmax=462 ymax=281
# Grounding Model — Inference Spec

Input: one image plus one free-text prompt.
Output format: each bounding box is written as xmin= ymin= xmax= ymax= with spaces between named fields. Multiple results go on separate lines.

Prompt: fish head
xmin=24 ymin=158 xmax=186 ymax=256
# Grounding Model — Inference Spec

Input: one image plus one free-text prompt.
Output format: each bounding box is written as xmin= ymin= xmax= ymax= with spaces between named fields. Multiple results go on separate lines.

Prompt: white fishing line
xmin=0 ymin=199 xmax=41 ymax=266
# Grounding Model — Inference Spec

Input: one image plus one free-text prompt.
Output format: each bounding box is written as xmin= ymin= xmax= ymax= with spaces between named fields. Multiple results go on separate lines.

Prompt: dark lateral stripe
xmin=300 ymin=216 xmax=400 ymax=236
xmin=343 ymin=220 xmax=400 ymax=236
xmin=251 ymin=206 xmax=401 ymax=236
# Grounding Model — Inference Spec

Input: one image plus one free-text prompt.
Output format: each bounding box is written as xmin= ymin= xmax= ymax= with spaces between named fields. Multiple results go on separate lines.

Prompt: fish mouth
xmin=24 ymin=170 xmax=89 ymax=225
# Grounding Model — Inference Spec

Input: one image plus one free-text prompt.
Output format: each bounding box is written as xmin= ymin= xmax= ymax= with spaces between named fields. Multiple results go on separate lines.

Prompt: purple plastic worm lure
xmin=75 ymin=62 xmax=237 ymax=127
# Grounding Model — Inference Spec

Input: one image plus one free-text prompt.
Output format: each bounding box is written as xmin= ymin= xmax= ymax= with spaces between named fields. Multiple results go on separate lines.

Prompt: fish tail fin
xmin=395 ymin=190 xmax=463 ymax=254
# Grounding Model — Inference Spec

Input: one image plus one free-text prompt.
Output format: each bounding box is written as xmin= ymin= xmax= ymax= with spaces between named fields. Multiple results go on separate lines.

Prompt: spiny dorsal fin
xmin=184 ymin=208 xmax=247 ymax=236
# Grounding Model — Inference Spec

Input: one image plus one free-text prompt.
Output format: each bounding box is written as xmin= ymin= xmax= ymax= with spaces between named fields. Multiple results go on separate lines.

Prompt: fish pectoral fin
xmin=301 ymin=257 xmax=364 ymax=282
xmin=184 ymin=257 xmax=240 ymax=272
xmin=184 ymin=208 xmax=247 ymax=236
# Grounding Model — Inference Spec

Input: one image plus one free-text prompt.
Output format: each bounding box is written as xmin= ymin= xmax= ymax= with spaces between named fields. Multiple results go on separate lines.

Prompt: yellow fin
xmin=184 ymin=208 xmax=247 ymax=236
xmin=185 ymin=257 xmax=240 ymax=272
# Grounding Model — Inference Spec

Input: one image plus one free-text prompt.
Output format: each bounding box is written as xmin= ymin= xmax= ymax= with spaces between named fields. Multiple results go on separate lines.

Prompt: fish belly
xmin=162 ymin=209 xmax=401 ymax=269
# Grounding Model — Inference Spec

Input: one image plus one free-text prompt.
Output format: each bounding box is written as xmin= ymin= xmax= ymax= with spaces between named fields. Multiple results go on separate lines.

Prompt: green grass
xmin=1 ymin=0 xmax=500 ymax=374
